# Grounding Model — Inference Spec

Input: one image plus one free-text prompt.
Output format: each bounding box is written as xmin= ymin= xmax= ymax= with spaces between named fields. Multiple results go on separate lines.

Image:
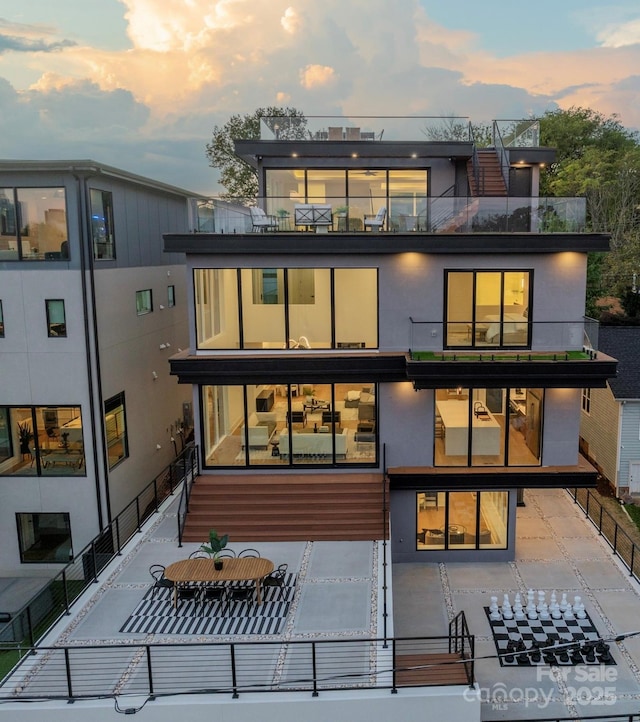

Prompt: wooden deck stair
xmin=467 ymin=149 xmax=507 ymax=196
xmin=181 ymin=473 xmax=388 ymax=543
xmin=395 ymin=653 xmax=471 ymax=687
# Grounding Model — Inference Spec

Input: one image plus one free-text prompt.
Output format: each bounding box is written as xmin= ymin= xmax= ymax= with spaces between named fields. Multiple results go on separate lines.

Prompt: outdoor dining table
xmin=164 ymin=557 xmax=275 ymax=607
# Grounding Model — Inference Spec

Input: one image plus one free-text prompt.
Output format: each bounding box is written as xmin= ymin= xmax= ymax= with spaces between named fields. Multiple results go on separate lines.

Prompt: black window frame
xmin=16 ymin=511 xmax=72 ymax=564
xmin=89 ymin=189 xmax=116 ymax=260
xmin=104 ymin=392 xmax=129 ymax=469
xmin=45 ymin=299 xmax=66 ymax=337
xmin=136 ymin=289 xmax=153 ymax=316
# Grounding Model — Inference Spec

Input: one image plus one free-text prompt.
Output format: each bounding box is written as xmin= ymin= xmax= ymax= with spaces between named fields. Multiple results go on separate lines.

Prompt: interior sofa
xmin=279 ymin=428 xmax=348 ymax=458
xmin=240 ymin=411 xmax=277 ymax=449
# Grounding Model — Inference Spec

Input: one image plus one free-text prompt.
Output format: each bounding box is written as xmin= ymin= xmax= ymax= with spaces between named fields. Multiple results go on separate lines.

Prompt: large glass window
xmin=0 ymin=406 xmax=85 ymax=477
xmin=46 ymin=299 xmax=66 ymax=337
xmin=201 ymin=382 xmax=377 ymax=468
xmin=17 ymin=512 xmax=72 ymax=563
xmin=105 ymin=393 xmax=128 ymax=469
xmin=195 ymin=269 xmax=240 ymax=349
xmin=264 ymin=169 xmax=428 ymax=232
xmin=445 ymin=270 xmax=531 ymax=348
xmin=90 ymin=189 xmax=115 ymax=260
xmin=196 ymin=267 xmax=378 ymax=350
xmin=416 ymin=490 xmax=508 ymax=550
xmin=435 ymin=387 xmax=543 ymax=467
xmin=0 ymin=188 xmax=18 ymax=260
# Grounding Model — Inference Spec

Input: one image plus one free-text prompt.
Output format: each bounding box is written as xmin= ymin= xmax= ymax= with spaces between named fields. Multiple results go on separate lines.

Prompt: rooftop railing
xmin=197 ymin=196 xmax=587 ymax=234
xmin=260 ymin=115 xmax=472 ymax=142
xmin=0 ymin=633 xmax=474 ymax=701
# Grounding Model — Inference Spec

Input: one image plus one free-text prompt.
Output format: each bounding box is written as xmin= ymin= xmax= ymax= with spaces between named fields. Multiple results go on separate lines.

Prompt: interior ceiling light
xmin=291 ymin=152 xmax=298 ymax=157
xmin=411 ymin=153 xmax=418 ymax=158
xmin=352 ymin=153 xmax=358 ymax=158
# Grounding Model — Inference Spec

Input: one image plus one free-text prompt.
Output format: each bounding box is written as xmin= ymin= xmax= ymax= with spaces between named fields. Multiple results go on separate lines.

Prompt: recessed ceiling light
xmin=352 ymin=153 xmax=358 ymax=158
xmin=292 ymin=152 xmax=298 ymax=157
xmin=411 ymin=153 xmax=417 ymax=158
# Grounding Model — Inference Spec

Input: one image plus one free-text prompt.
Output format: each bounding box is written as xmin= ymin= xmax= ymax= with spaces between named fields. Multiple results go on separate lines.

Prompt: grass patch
xmin=411 ymin=350 xmax=590 ymax=361
xmin=623 ymin=502 xmax=640 ymax=532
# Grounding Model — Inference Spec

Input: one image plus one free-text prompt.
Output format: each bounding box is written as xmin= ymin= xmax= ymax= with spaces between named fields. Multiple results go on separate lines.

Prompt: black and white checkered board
xmin=484 ymin=607 xmax=615 ymax=667
xmin=120 ymin=573 xmax=296 ymax=636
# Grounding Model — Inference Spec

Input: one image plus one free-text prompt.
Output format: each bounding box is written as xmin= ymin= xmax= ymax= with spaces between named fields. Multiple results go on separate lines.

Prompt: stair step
xmin=395 ymin=653 xmax=470 ymax=687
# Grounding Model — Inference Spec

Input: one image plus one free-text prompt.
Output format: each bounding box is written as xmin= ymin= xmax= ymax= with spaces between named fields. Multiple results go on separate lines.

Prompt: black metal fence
xmin=0 ymin=444 xmax=198 ymax=654
xmin=567 ymin=488 xmax=640 ymax=582
xmin=518 ymin=714 xmax=640 ymax=722
xmin=177 ymin=444 xmax=199 ymax=546
xmin=0 ymin=634 xmax=472 ymax=702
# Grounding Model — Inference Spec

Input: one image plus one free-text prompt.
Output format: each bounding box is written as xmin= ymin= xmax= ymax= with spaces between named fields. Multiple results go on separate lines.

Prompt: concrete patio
xmin=4 ymin=485 xmax=640 ymax=720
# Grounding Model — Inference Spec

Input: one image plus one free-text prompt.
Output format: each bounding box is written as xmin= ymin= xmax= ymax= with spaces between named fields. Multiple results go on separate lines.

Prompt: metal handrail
xmin=177 ymin=443 xmax=199 ymax=546
xmin=0 ymin=445 xmax=198 ymax=650
xmin=567 ymin=488 xmax=640 ymax=582
xmin=1 ymin=634 xmax=475 ymax=701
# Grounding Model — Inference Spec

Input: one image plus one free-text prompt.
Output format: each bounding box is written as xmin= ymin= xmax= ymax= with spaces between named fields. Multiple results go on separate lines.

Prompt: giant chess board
xmin=484 ymin=591 xmax=615 ymax=667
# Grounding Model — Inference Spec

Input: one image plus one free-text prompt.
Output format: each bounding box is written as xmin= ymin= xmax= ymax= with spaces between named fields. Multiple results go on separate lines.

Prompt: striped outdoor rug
xmin=120 ymin=574 xmax=296 ymax=636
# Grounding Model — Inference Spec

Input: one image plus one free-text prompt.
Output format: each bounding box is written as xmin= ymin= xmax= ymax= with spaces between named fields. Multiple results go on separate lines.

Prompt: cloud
xmin=300 ymin=64 xmax=337 ymax=89
xmin=0 ymin=18 xmax=77 ymax=54
xmin=597 ymin=19 xmax=640 ymax=48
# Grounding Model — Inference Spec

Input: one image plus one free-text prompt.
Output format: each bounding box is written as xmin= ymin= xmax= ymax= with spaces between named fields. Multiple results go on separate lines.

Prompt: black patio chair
xmin=237 ymin=548 xmax=260 ymax=558
xmin=262 ymin=563 xmax=288 ymax=600
xmin=201 ymin=584 xmax=227 ymax=613
xmin=149 ymin=564 xmax=174 ymax=599
xmin=175 ymin=585 xmax=200 ymax=610
xmin=217 ymin=550 xmax=236 ymax=558
xmin=226 ymin=584 xmax=255 ymax=611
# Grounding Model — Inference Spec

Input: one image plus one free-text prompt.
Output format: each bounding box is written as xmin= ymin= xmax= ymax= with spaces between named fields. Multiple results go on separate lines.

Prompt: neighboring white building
xmin=0 ymin=160 xmax=203 ymax=575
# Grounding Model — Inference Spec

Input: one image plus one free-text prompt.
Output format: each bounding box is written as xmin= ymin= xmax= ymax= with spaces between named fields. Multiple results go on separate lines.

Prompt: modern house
xmin=580 ymin=324 xmax=640 ymax=498
xmin=163 ymin=116 xmax=617 ymax=562
xmin=0 ymin=160 xmax=203 ymax=576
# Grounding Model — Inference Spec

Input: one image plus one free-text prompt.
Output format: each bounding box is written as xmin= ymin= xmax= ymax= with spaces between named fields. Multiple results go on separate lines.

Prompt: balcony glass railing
xmin=492 ymin=119 xmax=540 ymax=148
xmin=195 ymin=196 xmax=587 ymax=234
xmin=409 ymin=318 xmax=591 ymax=354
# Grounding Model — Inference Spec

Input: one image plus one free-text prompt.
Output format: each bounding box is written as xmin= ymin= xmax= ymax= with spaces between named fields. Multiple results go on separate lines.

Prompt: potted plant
xmin=200 ymin=529 xmax=229 ymax=570
xmin=335 ymin=205 xmax=349 ymax=216
xmin=17 ymin=422 xmax=33 ymax=457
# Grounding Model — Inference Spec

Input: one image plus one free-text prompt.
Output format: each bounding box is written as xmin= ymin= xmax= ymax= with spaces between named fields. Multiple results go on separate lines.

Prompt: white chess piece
xmin=538 ymin=602 xmax=550 ymax=620
xmin=502 ymin=594 xmax=513 ymax=620
xmin=559 ymin=593 xmax=568 ymax=612
xmin=564 ymin=604 xmax=575 ymax=621
xmin=537 ymin=590 xmax=546 ymax=612
xmin=551 ymin=603 xmax=562 ymax=620
xmin=514 ymin=597 xmax=526 ymax=621
xmin=550 ymin=590 xmax=557 ymax=606
xmin=489 ymin=596 xmax=501 ymax=621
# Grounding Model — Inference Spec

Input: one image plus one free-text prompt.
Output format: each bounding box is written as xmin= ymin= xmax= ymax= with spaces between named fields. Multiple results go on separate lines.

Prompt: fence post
xmin=146 ymin=645 xmax=155 ymax=698
xmin=64 ymin=647 xmax=74 ymax=701
xmin=613 ymin=524 xmax=619 ymax=555
xmin=391 ymin=638 xmax=398 ymax=694
xmin=230 ymin=644 xmax=239 ymax=698
xmin=135 ymin=497 xmax=141 ymax=533
xmin=153 ymin=478 xmax=159 ymax=513
xmin=598 ymin=504 xmax=603 ymax=535
xmin=630 ymin=544 xmax=636 ymax=578
xmin=26 ymin=606 xmax=35 ymax=650
xmin=62 ymin=569 xmax=71 ymax=615
xmin=115 ymin=516 xmax=122 ymax=555
xmin=311 ymin=642 xmax=319 ymax=697
xmin=586 ymin=491 xmax=590 ymax=519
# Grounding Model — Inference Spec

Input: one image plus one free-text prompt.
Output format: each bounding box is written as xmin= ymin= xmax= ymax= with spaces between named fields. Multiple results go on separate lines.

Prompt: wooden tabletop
xmin=164 ymin=557 xmax=274 ymax=584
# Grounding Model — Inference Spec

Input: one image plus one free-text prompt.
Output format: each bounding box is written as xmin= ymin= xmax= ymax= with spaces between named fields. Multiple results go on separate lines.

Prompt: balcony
xmin=193 ymin=196 xmax=588 ymax=236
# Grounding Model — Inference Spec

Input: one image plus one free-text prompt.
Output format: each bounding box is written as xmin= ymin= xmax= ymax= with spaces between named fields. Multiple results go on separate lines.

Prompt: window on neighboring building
xmin=416 ymin=490 xmax=508 ymax=550
xmin=17 ymin=512 xmax=72 ymax=563
xmin=167 ymin=285 xmax=175 ymax=307
xmin=136 ymin=289 xmax=152 ymax=315
xmin=581 ymin=388 xmax=591 ymax=414
xmin=201 ymin=382 xmax=377 ymax=468
xmin=0 ymin=188 xmax=68 ymax=261
xmin=46 ymin=299 xmax=66 ymax=337
xmin=0 ymin=406 xmax=85 ymax=477
xmin=0 ymin=299 xmax=4 ymax=337
xmin=104 ymin=393 xmax=128 ymax=469
xmin=434 ymin=387 xmax=542 ymax=467
xmin=90 ymin=189 xmax=115 ymax=260
xmin=445 ymin=270 xmax=531 ymax=348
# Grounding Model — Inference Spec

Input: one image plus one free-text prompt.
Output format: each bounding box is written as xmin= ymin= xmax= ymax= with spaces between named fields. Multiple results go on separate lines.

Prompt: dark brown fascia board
xmin=163 ymin=232 xmax=610 ymax=256
xmin=507 ymin=147 xmax=556 ymax=166
xmin=168 ymin=352 xmax=616 ymax=389
xmin=388 ymin=468 xmax=597 ymax=490
xmin=407 ymin=356 xmax=618 ymax=389
xmin=233 ymin=140 xmax=474 ymax=166
xmin=169 ymin=353 xmax=407 ymax=385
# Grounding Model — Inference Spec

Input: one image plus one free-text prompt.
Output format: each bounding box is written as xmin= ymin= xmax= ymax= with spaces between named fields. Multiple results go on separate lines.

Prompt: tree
xmin=539 ymin=107 xmax=640 ymax=309
xmin=205 ymin=107 xmax=306 ymax=201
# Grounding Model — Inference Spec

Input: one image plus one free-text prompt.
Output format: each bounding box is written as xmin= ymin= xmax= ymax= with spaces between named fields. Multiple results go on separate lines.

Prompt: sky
xmin=0 ymin=0 xmax=639 ymax=195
